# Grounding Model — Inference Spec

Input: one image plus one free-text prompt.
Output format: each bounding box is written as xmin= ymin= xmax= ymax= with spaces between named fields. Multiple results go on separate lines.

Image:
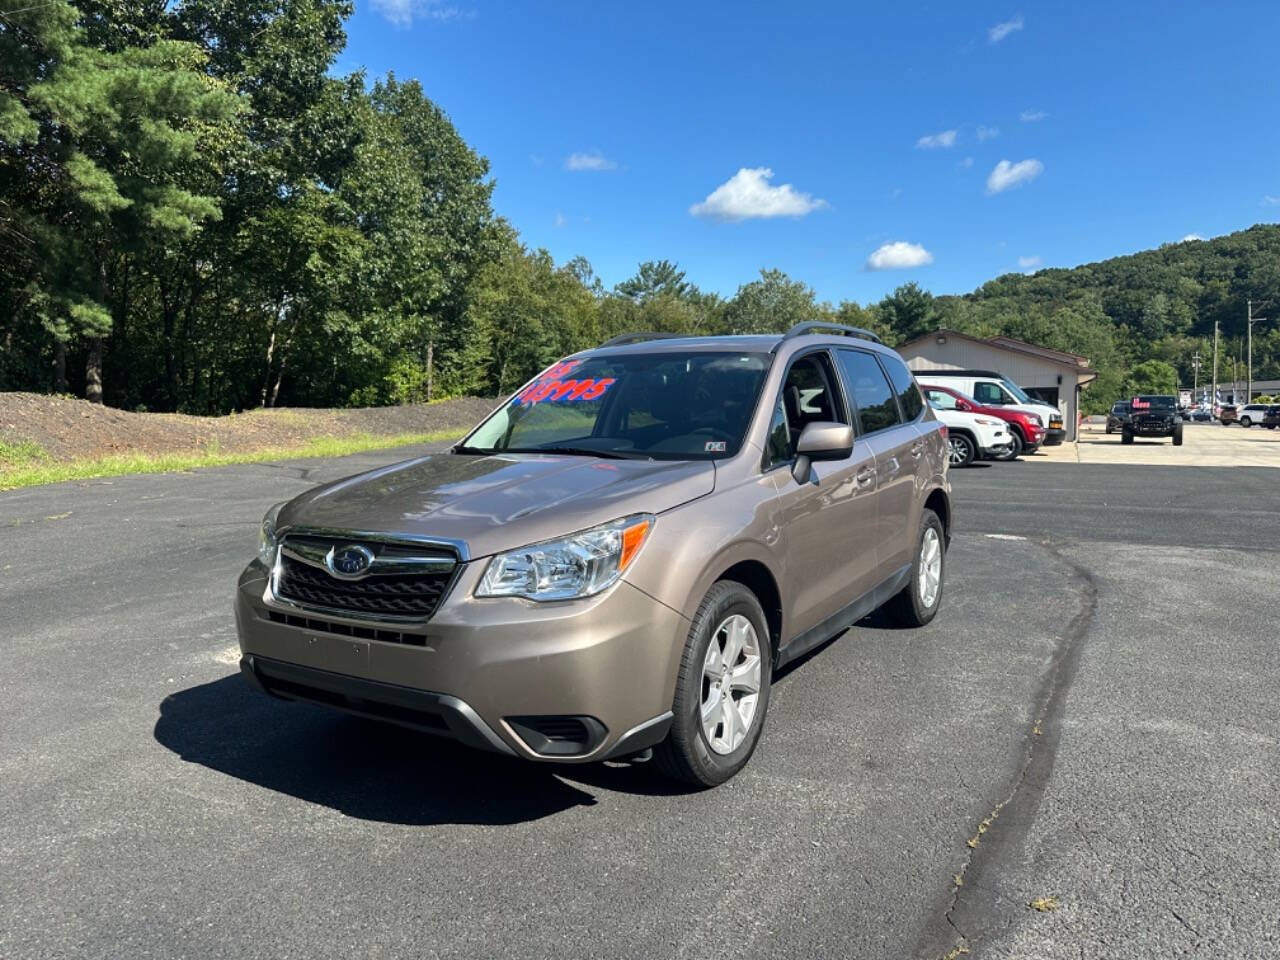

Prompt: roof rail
xmin=778 ymin=321 xmax=883 ymax=346
xmin=597 ymin=331 xmax=690 ymax=348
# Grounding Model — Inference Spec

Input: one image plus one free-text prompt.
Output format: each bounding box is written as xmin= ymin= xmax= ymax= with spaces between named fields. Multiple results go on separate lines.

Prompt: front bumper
xmin=1130 ymin=419 xmax=1174 ymax=436
xmin=1043 ymin=427 xmax=1066 ymax=444
xmin=980 ymin=442 xmax=1014 ymax=459
xmin=235 ymin=560 xmax=686 ymax=763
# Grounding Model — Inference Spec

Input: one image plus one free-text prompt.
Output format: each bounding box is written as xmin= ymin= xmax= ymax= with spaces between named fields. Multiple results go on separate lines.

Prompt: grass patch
xmin=0 ymin=429 xmax=461 ymax=491
xmin=0 ymin=437 xmax=50 ymax=468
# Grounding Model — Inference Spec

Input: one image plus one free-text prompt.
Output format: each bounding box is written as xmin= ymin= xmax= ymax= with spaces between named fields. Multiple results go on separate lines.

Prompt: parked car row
xmin=913 ymin=372 xmax=1057 ymax=466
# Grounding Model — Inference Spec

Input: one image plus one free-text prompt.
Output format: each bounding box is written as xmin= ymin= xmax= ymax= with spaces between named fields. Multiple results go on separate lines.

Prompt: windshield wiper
xmin=507 ymin=446 xmax=650 ymax=460
xmin=451 ymin=444 xmax=494 ymax=455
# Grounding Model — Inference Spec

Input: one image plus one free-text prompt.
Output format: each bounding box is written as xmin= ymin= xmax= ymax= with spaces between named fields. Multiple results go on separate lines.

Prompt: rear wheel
xmin=883 ymin=508 xmax=946 ymax=628
xmin=1105 ymin=423 xmax=1113 ymax=434
xmin=1241 ymin=417 xmax=1252 ymax=427
xmin=654 ymin=581 xmax=771 ymax=788
xmin=948 ymin=432 xmax=976 ymax=467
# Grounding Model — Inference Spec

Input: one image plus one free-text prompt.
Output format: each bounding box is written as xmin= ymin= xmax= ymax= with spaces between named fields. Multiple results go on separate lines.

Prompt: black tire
xmin=1003 ymin=429 xmax=1024 ymax=459
xmin=1241 ymin=417 xmax=1252 ymax=428
xmin=883 ymin=508 xmax=946 ymax=628
xmin=948 ymin=432 xmax=976 ymax=467
xmin=1121 ymin=429 xmax=1134 ymax=445
xmin=1172 ymin=425 xmax=1183 ymax=446
xmin=1105 ymin=424 xmax=1113 ymax=434
xmin=654 ymin=581 xmax=772 ymax=788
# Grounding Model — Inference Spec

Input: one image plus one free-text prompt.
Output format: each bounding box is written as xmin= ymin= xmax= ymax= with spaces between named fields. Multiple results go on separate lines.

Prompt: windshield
xmin=1131 ymin=395 xmax=1176 ymax=411
xmin=1000 ymin=378 xmax=1035 ymax=404
xmin=461 ymin=351 xmax=771 ymax=460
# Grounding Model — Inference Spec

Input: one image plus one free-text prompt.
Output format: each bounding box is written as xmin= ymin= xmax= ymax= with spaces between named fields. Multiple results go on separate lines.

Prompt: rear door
xmin=836 ymin=349 xmax=923 ymax=574
xmin=767 ymin=349 xmax=879 ymax=641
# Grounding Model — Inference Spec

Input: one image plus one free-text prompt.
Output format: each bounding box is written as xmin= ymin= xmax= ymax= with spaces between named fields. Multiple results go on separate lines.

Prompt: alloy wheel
xmin=918 ymin=527 xmax=942 ymax=608
xmin=948 ymin=436 xmax=971 ymax=465
xmin=700 ymin=614 xmax=762 ymax=755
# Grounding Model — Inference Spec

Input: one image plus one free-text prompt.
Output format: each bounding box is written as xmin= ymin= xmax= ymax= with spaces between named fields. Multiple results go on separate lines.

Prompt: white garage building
xmin=896 ymin=329 xmax=1099 ymax=442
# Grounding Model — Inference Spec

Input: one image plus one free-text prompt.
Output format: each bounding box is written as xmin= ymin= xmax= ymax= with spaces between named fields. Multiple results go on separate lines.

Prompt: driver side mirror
xmin=957 ymin=400 xmax=973 ymax=411
xmin=792 ymin=421 xmax=854 ymax=484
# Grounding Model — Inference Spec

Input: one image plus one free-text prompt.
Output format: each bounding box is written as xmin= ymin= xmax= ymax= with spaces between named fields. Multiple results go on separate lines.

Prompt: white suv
xmin=916 ymin=370 xmax=1065 ymax=444
xmin=1237 ymin=404 xmax=1270 ymax=428
xmin=923 ymin=389 xmax=1013 ymax=466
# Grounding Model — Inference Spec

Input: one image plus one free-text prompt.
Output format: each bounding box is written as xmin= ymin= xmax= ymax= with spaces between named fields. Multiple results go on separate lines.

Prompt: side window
xmin=765 ymin=352 xmax=847 ymax=468
xmin=925 ymin=389 xmax=958 ymax=411
xmin=836 ymin=349 xmax=901 ymax=435
xmin=973 ymin=381 xmax=1004 ymax=405
xmin=881 ymin=354 xmax=924 ymax=421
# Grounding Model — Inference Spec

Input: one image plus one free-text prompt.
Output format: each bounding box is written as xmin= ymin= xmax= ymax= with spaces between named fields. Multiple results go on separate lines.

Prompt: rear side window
xmin=836 ymin=349 xmax=901 ymax=435
xmin=881 ymin=354 xmax=924 ymax=421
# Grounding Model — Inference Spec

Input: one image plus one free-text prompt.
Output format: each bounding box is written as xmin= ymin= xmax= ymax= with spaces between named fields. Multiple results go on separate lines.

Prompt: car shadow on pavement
xmin=155 ymin=675 xmax=616 ymax=825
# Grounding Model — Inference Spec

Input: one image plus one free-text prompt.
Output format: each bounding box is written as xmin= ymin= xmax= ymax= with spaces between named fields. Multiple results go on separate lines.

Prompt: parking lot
xmin=2 ymin=445 xmax=1277 ymax=959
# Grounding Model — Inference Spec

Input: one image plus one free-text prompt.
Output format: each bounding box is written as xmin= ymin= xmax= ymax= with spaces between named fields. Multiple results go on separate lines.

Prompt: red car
xmin=919 ymin=383 xmax=1046 ymax=458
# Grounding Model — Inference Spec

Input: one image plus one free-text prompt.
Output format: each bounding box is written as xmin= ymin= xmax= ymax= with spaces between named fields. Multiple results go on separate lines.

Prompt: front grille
xmin=274 ymin=536 xmax=458 ymax=620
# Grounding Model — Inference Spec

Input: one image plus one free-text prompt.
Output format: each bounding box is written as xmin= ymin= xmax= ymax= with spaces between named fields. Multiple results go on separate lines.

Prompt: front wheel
xmin=883 ymin=508 xmax=946 ymax=628
xmin=997 ymin=430 xmax=1023 ymax=460
xmin=1172 ymin=425 xmax=1183 ymax=446
xmin=948 ymin=433 xmax=976 ymax=467
xmin=1241 ymin=417 xmax=1252 ymax=428
xmin=1122 ymin=430 xmax=1134 ymax=445
xmin=654 ymin=581 xmax=772 ymax=788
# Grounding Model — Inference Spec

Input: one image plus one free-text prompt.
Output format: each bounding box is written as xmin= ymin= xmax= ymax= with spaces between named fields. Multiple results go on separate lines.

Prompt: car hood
xmin=277 ymin=452 xmax=717 ymax=558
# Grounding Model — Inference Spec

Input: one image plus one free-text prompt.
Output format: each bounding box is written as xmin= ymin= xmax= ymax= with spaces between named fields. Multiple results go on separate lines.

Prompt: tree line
xmin=4 ymin=2 xmax=1279 ymax=417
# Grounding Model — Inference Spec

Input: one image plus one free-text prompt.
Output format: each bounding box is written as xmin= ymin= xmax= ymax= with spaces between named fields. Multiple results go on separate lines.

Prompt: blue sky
xmin=336 ymin=1 xmax=1280 ymax=305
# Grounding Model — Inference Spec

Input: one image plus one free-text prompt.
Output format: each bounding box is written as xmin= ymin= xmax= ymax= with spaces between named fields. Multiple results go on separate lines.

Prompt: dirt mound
xmin=0 ymin=392 xmax=499 ymax=463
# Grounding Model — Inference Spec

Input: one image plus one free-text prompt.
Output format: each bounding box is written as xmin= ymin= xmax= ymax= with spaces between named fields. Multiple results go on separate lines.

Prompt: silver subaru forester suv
xmin=236 ymin=323 xmax=951 ymax=787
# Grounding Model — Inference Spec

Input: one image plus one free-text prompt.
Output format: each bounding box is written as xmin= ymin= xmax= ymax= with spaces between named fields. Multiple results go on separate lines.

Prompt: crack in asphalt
xmin=918 ymin=538 xmax=1098 ymax=959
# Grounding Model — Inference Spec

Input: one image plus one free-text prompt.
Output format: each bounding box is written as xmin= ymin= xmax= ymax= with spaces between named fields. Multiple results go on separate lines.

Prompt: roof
xmin=896 ymin=328 xmax=1098 ymax=376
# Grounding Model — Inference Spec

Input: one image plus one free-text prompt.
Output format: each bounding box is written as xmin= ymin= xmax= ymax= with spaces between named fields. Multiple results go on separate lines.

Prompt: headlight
xmin=476 ymin=514 xmax=654 ymax=602
xmin=258 ymin=502 xmax=285 ymax=565
xmin=1029 ymin=414 xmax=1043 ymax=426
xmin=975 ymin=417 xmax=1003 ymax=426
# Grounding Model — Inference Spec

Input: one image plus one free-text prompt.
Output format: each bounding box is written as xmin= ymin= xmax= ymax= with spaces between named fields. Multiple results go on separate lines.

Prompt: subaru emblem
xmin=325 ymin=544 xmax=375 ymax=580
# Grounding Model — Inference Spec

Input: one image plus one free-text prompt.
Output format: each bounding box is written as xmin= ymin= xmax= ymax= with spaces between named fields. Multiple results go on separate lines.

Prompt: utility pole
xmin=1212 ymin=320 xmax=1219 ymax=412
xmin=1247 ymin=300 xmax=1267 ymax=402
xmin=1191 ymin=351 xmax=1202 ymax=402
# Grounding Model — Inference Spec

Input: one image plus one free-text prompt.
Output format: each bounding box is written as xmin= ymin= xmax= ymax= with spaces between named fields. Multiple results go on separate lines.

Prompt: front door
xmin=767 ymin=350 xmax=879 ymax=643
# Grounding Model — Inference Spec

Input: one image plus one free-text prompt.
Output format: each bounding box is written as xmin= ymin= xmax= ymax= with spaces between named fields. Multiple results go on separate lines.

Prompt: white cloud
xmin=977 ymin=125 xmax=1000 ymax=142
xmin=916 ymin=129 xmax=958 ymax=149
xmin=960 ymin=156 xmax=974 ymax=168
xmin=1020 ymin=109 xmax=1048 ymax=122
xmin=1018 ymin=255 xmax=1042 ymax=268
xmin=986 ymin=158 xmax=1044 ymax=194
xmin=1180 ymin=234 xmax=1204 ymax=242
xmin=689 ymin=167 xmax=826 ymax=221
xmin=866 ymin=241 xmax=934 ymax=271
xmin=565 ymin=150 xmax=617 ymax=172
xmin=554 ymin=212 xmax=566 ymax=228
xmin=988 ymin=14 xmax=1024 ymax=43
xmin=371 ymin=0 xmax=470 ymax=27
xmin=1263 ymin=195 xmax=1280 ymax=206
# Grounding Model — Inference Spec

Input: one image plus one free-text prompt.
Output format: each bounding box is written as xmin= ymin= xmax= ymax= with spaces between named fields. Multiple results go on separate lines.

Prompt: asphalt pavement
xmin=1 ymin=447 xmax=1276 ymax=959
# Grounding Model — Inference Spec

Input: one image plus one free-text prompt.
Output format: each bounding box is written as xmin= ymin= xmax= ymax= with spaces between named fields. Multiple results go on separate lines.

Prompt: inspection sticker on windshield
xmin=704 ymin=441 xmax=726 ymax=452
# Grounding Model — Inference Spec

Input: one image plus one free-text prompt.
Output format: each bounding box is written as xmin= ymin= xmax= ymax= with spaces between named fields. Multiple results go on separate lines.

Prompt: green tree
xmin=615 ymin=259 xmax=690 ymax=303
xmin=877 ymin=282 xmax=937 ymax=342
xmin=723 ymin=269 xmax=820 ymax=334
xmin=1125 ymin=359 xmax=1179 ymax=396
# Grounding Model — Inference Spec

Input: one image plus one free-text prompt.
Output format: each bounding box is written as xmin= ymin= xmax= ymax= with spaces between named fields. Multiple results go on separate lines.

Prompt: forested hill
xmin=3 ymin=2 xmax=1276 ymax=416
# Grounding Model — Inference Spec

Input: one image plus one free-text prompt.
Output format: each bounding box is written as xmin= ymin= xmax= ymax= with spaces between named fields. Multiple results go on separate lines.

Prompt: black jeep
xmin=1123 ymin=395 xmax=1183 ymax=446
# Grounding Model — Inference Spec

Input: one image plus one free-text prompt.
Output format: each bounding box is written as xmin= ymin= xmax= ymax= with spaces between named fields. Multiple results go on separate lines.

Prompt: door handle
xmin=855 ymin=467 xmax=875 ymax=487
